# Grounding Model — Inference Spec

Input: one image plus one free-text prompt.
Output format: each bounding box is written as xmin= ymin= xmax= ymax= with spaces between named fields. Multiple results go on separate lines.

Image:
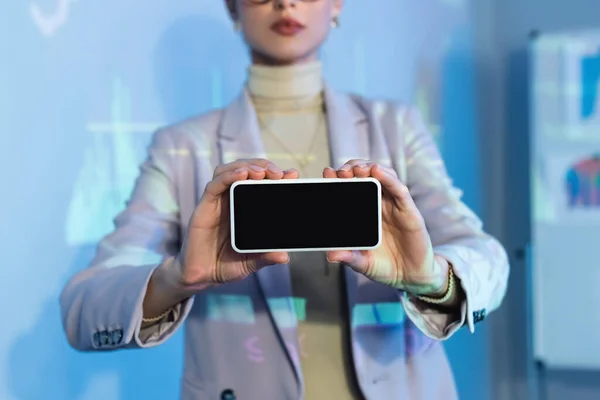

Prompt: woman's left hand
xmin=323 ymin=160 xmax=448 ymax=296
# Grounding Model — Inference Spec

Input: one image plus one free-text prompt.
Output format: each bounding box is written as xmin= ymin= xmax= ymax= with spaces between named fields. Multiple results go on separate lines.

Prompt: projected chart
xmin=30 ymin=0 xmax=79 ymax=37
xmin=65 ymin=78 xmax=163 ymax=246
xmin=65 ymin=71 xmax=228 ymax=246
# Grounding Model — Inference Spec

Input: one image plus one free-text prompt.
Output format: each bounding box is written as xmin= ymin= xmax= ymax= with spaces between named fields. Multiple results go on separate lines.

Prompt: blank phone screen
xmin=231 ymin=180 xmax=380 ymax=251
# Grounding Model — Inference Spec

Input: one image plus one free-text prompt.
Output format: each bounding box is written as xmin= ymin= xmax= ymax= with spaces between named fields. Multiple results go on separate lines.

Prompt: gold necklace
xmin=257 ymin=113 xmax=325 ymax=177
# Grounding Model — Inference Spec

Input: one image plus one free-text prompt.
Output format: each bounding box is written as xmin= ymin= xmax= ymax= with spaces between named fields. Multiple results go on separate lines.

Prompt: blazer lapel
xmin=217 ymin=89 xmax=304 ymax=394
xmin=217 ymin=89 xmax=267 ymax=162
xmin=325 ymin=85 xmax=384 ymax=391
xmin=323 ymin=84 xmax=370 ymax=168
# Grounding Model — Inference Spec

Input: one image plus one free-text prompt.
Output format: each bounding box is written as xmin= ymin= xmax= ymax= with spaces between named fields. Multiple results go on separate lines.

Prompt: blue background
xmin=0 ymin=0 xmax=487 ymax=398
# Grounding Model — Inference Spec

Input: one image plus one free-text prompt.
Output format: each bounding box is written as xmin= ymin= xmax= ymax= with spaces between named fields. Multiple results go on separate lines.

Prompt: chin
xmin=256 ymin=47 xmax=318 ymax=66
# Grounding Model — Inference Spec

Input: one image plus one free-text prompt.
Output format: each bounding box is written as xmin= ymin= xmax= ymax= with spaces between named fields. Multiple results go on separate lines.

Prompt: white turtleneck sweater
xmin=248 ymin=62 xmax=363 ymax=400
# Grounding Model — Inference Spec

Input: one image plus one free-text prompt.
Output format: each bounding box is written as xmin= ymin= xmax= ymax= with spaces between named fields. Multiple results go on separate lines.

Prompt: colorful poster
xmin=543 ymin=152 xmax=600 ymax=224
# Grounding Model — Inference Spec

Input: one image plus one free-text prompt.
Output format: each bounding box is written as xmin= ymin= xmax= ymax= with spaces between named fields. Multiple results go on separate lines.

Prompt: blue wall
xmin=0 ymin=1 xmax=489 ymax=399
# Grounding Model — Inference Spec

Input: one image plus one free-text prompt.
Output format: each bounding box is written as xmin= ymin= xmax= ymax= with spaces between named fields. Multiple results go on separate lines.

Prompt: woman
xmin=60 ymin=0 xmax=509 ymax=399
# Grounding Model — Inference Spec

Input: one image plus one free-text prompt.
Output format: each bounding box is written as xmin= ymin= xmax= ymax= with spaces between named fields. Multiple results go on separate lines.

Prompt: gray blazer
xmin=60 ymin=84 xmax=509 ymax=400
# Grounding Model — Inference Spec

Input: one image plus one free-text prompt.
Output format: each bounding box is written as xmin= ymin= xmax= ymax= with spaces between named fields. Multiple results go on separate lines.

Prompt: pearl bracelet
xmin=142 ymin=308 xmax=171 ymax=324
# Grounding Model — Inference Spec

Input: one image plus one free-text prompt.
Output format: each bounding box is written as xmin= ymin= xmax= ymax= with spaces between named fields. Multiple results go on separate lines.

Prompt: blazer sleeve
xmin=59 ymin=129 xmax=195 ymax=351
xmin=397 ymin=107 xmax=509 ymax=340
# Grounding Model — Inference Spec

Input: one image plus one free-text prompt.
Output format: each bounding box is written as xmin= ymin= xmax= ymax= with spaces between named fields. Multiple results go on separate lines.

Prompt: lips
xmin=270 ymin=17 xmax=305 ymax=36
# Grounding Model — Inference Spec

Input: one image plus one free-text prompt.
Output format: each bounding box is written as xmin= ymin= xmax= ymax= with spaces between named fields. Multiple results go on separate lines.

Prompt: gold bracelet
xmin=416 ymin=266 xmax=455 ymax=304
xmin=142 ymin=308 xmax=171 ymax=324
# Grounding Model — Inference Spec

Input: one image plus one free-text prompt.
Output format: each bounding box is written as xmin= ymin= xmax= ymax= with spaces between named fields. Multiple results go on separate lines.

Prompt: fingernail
xmin=356 ymin=164 xmax=367 ymax=169
xmin=284 ymin=168 xmax=296 ymax=173
xmin=234 ymin=167 xmax=246 ymax=173
xmin=249 ymin=165 xmax=264 ymax=172
xmin=339 ymin=165 xmax=351 ymax=171
xmin=268 ymin=164 xmax=282 ymax=173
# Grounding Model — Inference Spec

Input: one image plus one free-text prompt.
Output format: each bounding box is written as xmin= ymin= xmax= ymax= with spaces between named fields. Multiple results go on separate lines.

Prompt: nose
xmin=273 ymin=0 xmax=297 ymax=10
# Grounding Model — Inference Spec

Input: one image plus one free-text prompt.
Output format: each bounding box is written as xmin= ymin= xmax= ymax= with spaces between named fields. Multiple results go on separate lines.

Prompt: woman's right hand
xmin=143 ymin=159 xmax=298 ymax=318
xmin=143 ymin=159 xmax=298 ymax=320
xmin=177 ymin=158 xmax=298 ymax=288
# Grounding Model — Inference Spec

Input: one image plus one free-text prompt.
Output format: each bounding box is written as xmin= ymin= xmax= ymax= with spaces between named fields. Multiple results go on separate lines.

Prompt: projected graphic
xmin=65 ymin=78 xmax=163 ymax=246
xmin=207 ymin=293 xmax=417 ymax=363
xmin=349 ymin=42 xmax=442 ymax=148
xmin=581 ymin=48 xmax=600 ymax=119
xmin=238 ymin=298 xmax=418 ymax=364
xmin=415 ymin=66 xmax=442 ymax=148
xmin=208 ymin=293 xmax=416 ymax=363
xmin=244 ymin=337 xmax=265 ymax=363
xmin=204 ymin=294 xmax=408 ymax=329
xmin=30 ymin=0 xmax=78 ymax=37
xmin=566 ymin=155 xmax=600 ymax=207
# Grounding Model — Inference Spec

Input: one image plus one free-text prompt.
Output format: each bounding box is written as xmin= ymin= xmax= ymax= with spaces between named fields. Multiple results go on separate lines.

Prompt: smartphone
xmin=229 ymin=178 xmax=382 ymax=253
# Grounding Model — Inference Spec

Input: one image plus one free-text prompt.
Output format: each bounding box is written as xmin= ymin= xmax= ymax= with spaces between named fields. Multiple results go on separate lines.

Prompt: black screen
xmin=231 ymin=180 xmax=380 ymax=251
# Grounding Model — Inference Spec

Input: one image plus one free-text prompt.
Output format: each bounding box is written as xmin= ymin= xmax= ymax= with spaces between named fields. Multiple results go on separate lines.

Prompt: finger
xmin=263 ymin=163 xmax=285 ymax=180
xmin=359 ymin=162 xmax=398 ymax=178
xmin=283 ymin=168 xmax=300 ymax=179
xmin=336 ymin=167 xmax=354 ymax=178
xmin=213 ymin=158 xmax=272 ymax=178
xmin=337 ymin=160 xmax=374 ymax=178
xmin=339 ymin=159 xmax=372 ymax=170
xmin=350 ymin=162 xmax=398 ymax=179
xmin=352 ymin=163 xmax=373 ymax=178
xmin=323 ymin=167 xmax=337 ymax=179
xmin=246 ymin=164 xmax=268 ymax=180
xmin=326 ymin=250 xmax=370 ymax=274
xmin=370 ymin=164 xmax=414 ymax=211
xmin=202 ymin=167 xmax=249 ymax=203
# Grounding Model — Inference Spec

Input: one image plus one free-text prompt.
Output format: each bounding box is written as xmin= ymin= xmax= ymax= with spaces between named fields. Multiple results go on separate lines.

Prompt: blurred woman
xmin=60 ymin=0 xmax=509 ymax=399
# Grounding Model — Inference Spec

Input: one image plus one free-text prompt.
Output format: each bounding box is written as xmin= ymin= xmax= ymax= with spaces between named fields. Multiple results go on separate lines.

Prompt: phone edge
xmin=229 ymin=177 xmax=383 ymax=253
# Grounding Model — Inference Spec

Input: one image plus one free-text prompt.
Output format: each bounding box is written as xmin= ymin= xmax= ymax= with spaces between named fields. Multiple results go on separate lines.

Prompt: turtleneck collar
xmin=247 ymin=61 xmax=324 ymax=100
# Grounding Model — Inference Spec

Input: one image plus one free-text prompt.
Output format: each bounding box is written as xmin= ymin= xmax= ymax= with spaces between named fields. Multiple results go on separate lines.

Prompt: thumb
xmin=327 ymin=250 xmax=370 ymax=273
xmin=254 ymin=252 xmax=290 ymax=269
